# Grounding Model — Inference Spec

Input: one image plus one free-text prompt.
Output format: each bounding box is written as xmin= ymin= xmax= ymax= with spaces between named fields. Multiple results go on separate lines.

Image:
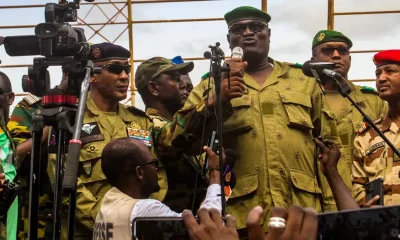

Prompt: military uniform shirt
xmin=352 ymin=114 xmax=400 ymax=206
xmin=182 ymin=59 xmax=332 ymax=232
xmin=319 ymin=82 xmax=387 ymax=211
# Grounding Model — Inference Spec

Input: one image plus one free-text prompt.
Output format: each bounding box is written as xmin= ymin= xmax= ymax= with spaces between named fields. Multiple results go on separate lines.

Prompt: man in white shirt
xmin=93 ymin=137 xmax=222 ymax=240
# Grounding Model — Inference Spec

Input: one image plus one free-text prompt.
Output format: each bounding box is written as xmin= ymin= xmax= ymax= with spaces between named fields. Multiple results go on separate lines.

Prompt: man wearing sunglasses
xmin=52 ymin=43 xmax=225 ymax=239
xmin=180 ymin=6 xmax=338 ymax=236
xmin=93 ymin=137 xmax=222 ymax=240
xmin=0 ymin=71 xmax=17 ymax=240
xmin=311 ymin=30 xmax=387 ymax=211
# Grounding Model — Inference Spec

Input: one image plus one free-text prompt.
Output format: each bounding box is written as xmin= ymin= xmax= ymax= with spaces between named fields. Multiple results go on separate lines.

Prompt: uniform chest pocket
xmin=280 ymin=91 xmax=314 ymax=130
xmin=79 ymin=141 xmax=108 ymax=183
xmin=224 ymin=95 xmax=253 ymax=134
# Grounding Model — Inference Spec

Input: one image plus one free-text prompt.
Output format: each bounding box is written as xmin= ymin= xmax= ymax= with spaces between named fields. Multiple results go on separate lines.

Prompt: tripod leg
xmin=28 ymin=114 xmax=44 ymax=240
xmin=52 ymin=129 xmax=66 ymax=240
xmin=67 ymin=189 xmax=77 ymax=240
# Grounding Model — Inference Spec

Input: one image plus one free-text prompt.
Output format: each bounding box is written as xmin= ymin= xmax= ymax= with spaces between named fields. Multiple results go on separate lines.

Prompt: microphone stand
xmin=204 ymin=42 xmax=230 ymax=217
xmin=313 ymin=70 xmax=400 ymax=158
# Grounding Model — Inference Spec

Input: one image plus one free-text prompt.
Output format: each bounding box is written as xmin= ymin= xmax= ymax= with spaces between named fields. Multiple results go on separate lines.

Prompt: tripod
xmin=28 ymin=61 xmax=96 ymax=240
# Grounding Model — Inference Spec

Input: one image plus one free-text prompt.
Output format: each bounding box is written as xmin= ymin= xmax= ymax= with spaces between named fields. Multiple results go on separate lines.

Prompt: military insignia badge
xmin=317 ymin=32 xmax=325 ymax=41
xmin=91 ymin=47 xmax=102 ymax=60
xmin=83 ymin=162 xmax=92 ymax=176
xmin=82 ymin=124 xmax=96 ymax=135
xmin=130 ymin=122 xmax=141 ymax=129
xmin=86 ymin=145 xmax=98 ymax=153
xmin=127 ymin=128 xmax=153 ymax=147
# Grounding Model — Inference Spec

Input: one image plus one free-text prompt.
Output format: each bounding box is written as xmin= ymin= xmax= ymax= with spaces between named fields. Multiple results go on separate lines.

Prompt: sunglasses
xmin=138 ymin=159 xmax=159 ymax=169
xmin=99 ymin=64 xmax=131 ymax=75
xmin=229 ymin=21 xmax=268 ymax=35
xmin=319 ymin=47 xmax=350 ymax=57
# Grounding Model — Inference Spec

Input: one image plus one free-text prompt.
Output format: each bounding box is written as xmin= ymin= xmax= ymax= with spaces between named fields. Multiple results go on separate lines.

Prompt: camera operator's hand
xmin=314 ymin=139 xmax=341 ymax=176
xmin=0 ymin=173 xmax=5 ymax=193
xmin=183 ymin=208 xmax=238 ymax=240
xmin=247 ymin=205 xmax=317 ymax=240
xmin=203 ymin=146 xmax=225 ymax=185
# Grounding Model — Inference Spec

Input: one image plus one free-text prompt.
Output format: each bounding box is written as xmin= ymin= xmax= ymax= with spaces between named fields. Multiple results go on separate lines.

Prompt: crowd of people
xmin=0 ymin=4 xmax=399 ymax=240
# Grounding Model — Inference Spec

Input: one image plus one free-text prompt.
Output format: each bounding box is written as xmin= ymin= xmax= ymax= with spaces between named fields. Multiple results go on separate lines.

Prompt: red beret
xmin=373 ymin=49 xmax=400 ymax=67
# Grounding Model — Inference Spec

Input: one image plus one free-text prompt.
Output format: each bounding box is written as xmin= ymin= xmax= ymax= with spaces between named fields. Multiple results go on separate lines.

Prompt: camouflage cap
xmin=135 ymin=57 xmax=194 ymax=91
xmin=312 ymin=30 xmax=353 ymax=49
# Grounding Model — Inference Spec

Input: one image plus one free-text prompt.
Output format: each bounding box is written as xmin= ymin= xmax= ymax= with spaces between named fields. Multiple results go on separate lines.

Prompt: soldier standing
xmin=352 ymin=49 xmax=400 ymax=206
xmin=181 ymin=6 xmax=336 ymax=235
xmin=310 ymin=30 xmax=387 ymax=211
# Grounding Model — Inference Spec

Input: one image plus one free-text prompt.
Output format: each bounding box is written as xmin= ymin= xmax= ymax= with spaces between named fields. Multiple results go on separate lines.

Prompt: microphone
xmin=231 ymin=46 xmax=243 ymax=60
xmin=302 ymin=60 xmax=340 ymax=84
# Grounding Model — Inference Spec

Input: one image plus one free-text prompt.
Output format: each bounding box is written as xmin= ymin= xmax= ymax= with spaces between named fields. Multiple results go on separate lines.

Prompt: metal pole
xmin=128 ymin=0 xmax=135 ymax=106
xmin=261 ymin=0 xmax=267 ymax=12
xmin=328 ymin=0 xmax=334 ymax=30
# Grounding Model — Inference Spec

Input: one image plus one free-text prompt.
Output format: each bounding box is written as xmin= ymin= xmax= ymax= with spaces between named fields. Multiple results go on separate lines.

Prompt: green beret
xmin=312 ymin=30 xmax=353 ymax=49
xmin=224 ymin=6 xmax=271 ymax=26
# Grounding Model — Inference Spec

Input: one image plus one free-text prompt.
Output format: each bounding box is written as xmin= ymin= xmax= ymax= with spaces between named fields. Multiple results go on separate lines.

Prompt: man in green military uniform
xmin=179 ymin=6 xmax=338 ymax=236
xmin=135 ymin=57 xmax=208 ymax=213
xmin=8 ymin=67 xmax=69 ymax=239
xmin=310 ymin=30 xmax=387 ymax=211
xmin=0 ymin=71 xmax=17 ymax=239
xmin=47 ymin=43 xmax=230 ymax=239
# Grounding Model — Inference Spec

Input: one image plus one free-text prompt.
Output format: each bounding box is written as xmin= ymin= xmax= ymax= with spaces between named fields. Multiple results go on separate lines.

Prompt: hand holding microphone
xmin=220 ymin=47 xmax=247 ymax=103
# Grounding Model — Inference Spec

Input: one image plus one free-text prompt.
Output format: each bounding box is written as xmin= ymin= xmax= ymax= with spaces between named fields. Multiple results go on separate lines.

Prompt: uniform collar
xmin=86 ymin=93 xmax=138 ymax=122
xmin=381 ymin=114 xmax=398 ymax=133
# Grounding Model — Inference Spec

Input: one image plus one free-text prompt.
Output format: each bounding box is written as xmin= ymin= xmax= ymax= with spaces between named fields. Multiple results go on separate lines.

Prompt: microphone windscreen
xmin=231 ymin=47 xmax=243 ymax=60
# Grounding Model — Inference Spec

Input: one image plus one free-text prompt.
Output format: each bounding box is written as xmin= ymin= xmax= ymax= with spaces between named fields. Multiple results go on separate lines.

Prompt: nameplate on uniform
xmin=127 ymin=127 xmax=152 ymax=147
xmin=365 ymin=141 xmax=385 ymax=156
xmin=81 ymin=134 xmax=105 ymax=145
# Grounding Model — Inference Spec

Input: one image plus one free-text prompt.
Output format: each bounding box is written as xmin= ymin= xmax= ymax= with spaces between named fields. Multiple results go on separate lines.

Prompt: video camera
xmin=3 ymin=0 xmax=91 ymax=98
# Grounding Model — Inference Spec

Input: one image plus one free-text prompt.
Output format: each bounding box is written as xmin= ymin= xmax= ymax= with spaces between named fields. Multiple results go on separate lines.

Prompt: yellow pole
xmin=127 ymin=0 xmax=135 ymax=106
xmin=327 ymin=0 xmax=334 ymax=30
xmin=261 ymin=0 xmax=267 ymax=12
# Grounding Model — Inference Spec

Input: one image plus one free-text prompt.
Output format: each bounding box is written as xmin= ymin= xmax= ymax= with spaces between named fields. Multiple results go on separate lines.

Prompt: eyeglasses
xmin=138 ymin=159 xmax=159 ymax=169
xmin=229 ymin=21 xmax=268 ymax=35
xmin=99 ymin=64 xmax=131 ymax=75
xmin=319 ymin=47 xmax=350 ymax=57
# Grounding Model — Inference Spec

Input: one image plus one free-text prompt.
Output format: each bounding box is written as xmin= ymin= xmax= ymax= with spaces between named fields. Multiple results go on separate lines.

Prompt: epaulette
xmin=201 ymin=72 xmax=210 ymax=81
xmin=286 ymin=62 xmax=303 ymax=69
xmin=359 ymin=86 xmax=378 ymax=95
xmin=357 ymin=117 xmax=383 ymax=135
xmin=22 ymin=94 xmax=41 ymax=106
xmin=126 ymin=106 xmax=152 ymax=120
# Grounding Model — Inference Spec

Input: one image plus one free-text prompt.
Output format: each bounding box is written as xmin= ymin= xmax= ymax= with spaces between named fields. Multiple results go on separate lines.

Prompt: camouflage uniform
xmin=319 ymin=83 xmax=387 ymax=211
xmin=352 ymin=114 xmax=400 ymax=206
xmin=7 ymin=94 xmax=54 ymax=240
xmin=183 ymin=59 xmax=335 ymax=232
xmin=147 ymin=108 xmax=208 ymax=213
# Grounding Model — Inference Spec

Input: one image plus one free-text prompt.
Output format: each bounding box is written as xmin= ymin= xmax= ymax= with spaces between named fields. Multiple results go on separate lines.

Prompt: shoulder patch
xmin=359 ymin=86 xmax=378 ymax=95
xmin=357 ymin=117 xmax=383 ymax=135
xmin=22 ymin=94 xmax=41 ymax=106
xmin=201 ymin=72 xmax=210 ymax=81
xmin=126 ymin=106 xmax=152 ymax=120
